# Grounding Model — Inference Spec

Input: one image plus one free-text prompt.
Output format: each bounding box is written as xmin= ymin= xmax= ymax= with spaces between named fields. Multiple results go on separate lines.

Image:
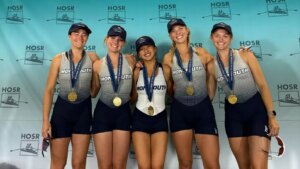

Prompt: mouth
xmin=176 ymin=35 xmax=184 ymax=40
xmin=144 ymin=53 xmax=151 ymax=57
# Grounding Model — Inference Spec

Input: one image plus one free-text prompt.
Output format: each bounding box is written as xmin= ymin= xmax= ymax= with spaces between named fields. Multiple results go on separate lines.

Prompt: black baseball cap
xmin=167 ymin=18 xmax=186 ymax=33
xmin=135 ymin=36 xmax=156 ymax=52
xmin=211 ymin=22 xmax=232 ymax=35
xmin=107 ymin=25 xmax=127 ymax=41
xmin=68 ymin=22 xmax=92 ymax=35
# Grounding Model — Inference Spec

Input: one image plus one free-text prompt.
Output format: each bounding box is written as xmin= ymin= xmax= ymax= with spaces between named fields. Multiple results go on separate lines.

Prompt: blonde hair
xmin=169 ymin=29 xmax=191 ymax=62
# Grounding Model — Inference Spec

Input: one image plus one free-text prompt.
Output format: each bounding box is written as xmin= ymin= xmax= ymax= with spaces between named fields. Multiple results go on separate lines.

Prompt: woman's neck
xmin=108 ymin=51 xmax=120 ymax=60
xmin=144 ymin=60 xmax=157 ymax=76
xmin=70 ymin=47 xmax=84 ymax=58
xmin=176 ymin=43 xmax=190 ymax=59
xmin=217 ymin=48 xmax=230 ymax=59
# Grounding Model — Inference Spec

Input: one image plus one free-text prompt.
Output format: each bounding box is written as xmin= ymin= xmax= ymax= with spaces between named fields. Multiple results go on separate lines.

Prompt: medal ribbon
xmin=106 ymin=53 xmax=123 ymax=93
xmin=69 ymin=49 xmax=85 ymax=89
xmin=143 ymin=62 xmax=158 ymax=102
xmin=216 ymin=49 xmax=234 ymax=90
xmin=174 ymin=47 xmax=193 ymax=81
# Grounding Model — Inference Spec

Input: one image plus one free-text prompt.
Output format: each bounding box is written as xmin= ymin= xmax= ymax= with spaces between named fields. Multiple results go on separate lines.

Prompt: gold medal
xmin=113 ymin=96 xmax=122 ymax=107
xmin=228 ymin=94 xmax=238 ymax=104
xmin=186 ymin=85 xmax=194 ymax=96
xmin=148 ymin=106 xmax=154 ymax=116
xmin=68 ymin=91 xmax=77 ymax=102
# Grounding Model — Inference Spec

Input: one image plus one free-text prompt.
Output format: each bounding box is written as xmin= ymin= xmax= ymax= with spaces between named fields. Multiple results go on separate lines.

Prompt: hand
xmin=135 ymin=61 xmax=144 ymax=68
xmin=239 ymin=45 xmax=252 ymax=52
xmin=268 ymin=117 xmax=280 ymax=136
xmin=42 ymin=121 xmax=52 ymax=139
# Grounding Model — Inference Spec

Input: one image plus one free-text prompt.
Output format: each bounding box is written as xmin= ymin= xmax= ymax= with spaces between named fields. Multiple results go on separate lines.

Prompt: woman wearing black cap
xmin=92 ymin=25 xmax=135 ymax=169
xmin=210 ymin=22 xmax=280 ymax=169
xmin=163 ymin=18 xmax=220 ymax=169
xmin=131 ymin=36 xmax=169 ymax=169
xmin=42 ymin=22 xmax=98 ymax=169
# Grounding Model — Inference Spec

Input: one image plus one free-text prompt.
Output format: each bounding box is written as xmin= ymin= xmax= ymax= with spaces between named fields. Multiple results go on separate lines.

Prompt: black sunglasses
xmin=42 ymin=135 xmax=50 ymax=157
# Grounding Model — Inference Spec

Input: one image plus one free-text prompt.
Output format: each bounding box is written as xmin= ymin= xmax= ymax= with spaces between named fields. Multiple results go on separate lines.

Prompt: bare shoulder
xmin=93 ymin=59 xmax=103 ymax=72
xmin=51 ymin=53 xmax=62 ymax=66
xmin=238 ymin=50 xmax=256 ymax=64
xmin=88 ymin=52 xmax=99 ymax=63
xmin=195 ymin=47 xmax=214 ymax=63
xmin=163 ymin=51 xmax=172 ymax=65
xmin=195 ymin=47 xmax=211 ymax=55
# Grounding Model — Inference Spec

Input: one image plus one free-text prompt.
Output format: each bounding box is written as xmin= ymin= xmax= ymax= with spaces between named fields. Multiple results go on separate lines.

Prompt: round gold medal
xmin=68 ymin=91 xmax=77 ymax=102
xmin=186 ymin=85 xmax=194 ymax=96
xmin=113 ymin=96 xmax=122 ymax=107
xmin=228 ymin=94 xmax=238 ymax=104
xmin=148 ymin=106 xmax=154 ymax=116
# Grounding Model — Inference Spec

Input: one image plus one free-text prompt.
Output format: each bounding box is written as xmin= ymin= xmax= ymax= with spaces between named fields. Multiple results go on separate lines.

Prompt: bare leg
xmin=172 ymin=130 xmax=193 ymax=169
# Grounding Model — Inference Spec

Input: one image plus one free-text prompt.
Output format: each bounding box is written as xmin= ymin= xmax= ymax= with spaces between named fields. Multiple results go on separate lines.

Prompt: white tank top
xmin=136 ymin=65 xmax=167 ymax=116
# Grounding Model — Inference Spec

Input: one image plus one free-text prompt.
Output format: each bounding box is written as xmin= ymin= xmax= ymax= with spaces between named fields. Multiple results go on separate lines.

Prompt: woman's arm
xmin=42 ymin=54 xmax=61 ymax=138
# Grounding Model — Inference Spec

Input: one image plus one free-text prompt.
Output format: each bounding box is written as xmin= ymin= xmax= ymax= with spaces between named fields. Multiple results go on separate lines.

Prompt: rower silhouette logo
xmin=202 ymin=1 xmax=240 ymax=20
xmin=240 ymin=40 xmax=272 ymax=61
xmin=0 ymin=87 xmax=28 ymax=108
xmin=16 ymin=45 xmax=51 ymax=65
xmin=192 ymin=137 xmax=202 ymax=159
xmin=10 ymin=134 xmax=40 ymax=156
xmin=277 ymin=84 xmax=300 ymax=107
xmin=0 ymin=5 xmax=31 ymax=24
xmin=149 ymin=4 xmax=186 ymax=23
xmin=98 ymin=5 xmax=133 ymax=24
xmin=46 ymin=5 xmax=82 ymax=24
xmin=257 ymin=0 xmax=298 ymax=17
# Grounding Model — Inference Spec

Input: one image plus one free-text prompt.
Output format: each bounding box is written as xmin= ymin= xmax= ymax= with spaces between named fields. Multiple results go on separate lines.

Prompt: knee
xmin=51 ymin=159 xmax=66 ymax=169
xmin=137 ymin=163 xmax=151 ymax=169
xmin=72 ymin=159 xmax=86 ymax=169
xmin=203 ymin=164 xmax=220 ymax=169
xmin=113 ymin=161 xmax=126 ymax=169
xmin=151 ymin=163 xmax=164 ymax=169
xmin=178 ymin=159 xmax=192 ymax=169
xmin=203 ymin=160 xmax=220 ymax=169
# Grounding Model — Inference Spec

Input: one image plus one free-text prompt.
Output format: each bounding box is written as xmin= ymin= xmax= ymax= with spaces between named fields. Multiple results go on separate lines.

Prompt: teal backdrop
xmin=0 ymin=0 xmax=299 ymax=168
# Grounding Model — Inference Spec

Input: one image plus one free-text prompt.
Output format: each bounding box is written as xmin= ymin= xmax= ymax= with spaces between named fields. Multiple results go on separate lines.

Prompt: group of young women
xmin=41 ymin=18 xmax=280 ymax=169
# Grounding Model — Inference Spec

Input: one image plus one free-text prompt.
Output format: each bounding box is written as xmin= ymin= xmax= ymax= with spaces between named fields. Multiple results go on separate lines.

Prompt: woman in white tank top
xmin=131 ymin=36 xmax=169 ymax=169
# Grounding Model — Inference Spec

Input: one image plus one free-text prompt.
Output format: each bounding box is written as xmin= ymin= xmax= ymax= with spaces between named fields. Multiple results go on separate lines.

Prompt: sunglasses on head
xmin=262 ymin=136 xmax=285 ymax=158
xmin=42 ymin=135 xmax=50 ymax=157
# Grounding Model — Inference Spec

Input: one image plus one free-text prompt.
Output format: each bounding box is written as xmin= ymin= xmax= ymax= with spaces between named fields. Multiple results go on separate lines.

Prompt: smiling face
xmin=68 ymin=29 xmax=89 ymax=49
xmin=138 ymin=45 xmax=156 ymax=62
xmin=105 ymin=35 xmax=125 ymax=53
xmin=169 ymin=25 xmax=189 ymax=45
xmin=210 ymin=29 xmax=232 ymax=51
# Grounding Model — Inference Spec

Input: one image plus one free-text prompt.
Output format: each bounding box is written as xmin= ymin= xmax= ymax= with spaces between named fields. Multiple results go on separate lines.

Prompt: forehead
xmin=140 ymin=45 xmax=155 ymax=49
xmin=72 ymin=29 xmax=87 ymax=34
xmin=212 ymin=28 xmax=230 ymax=35
xmin=171 ymin=24 xmax=186 ymax=31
